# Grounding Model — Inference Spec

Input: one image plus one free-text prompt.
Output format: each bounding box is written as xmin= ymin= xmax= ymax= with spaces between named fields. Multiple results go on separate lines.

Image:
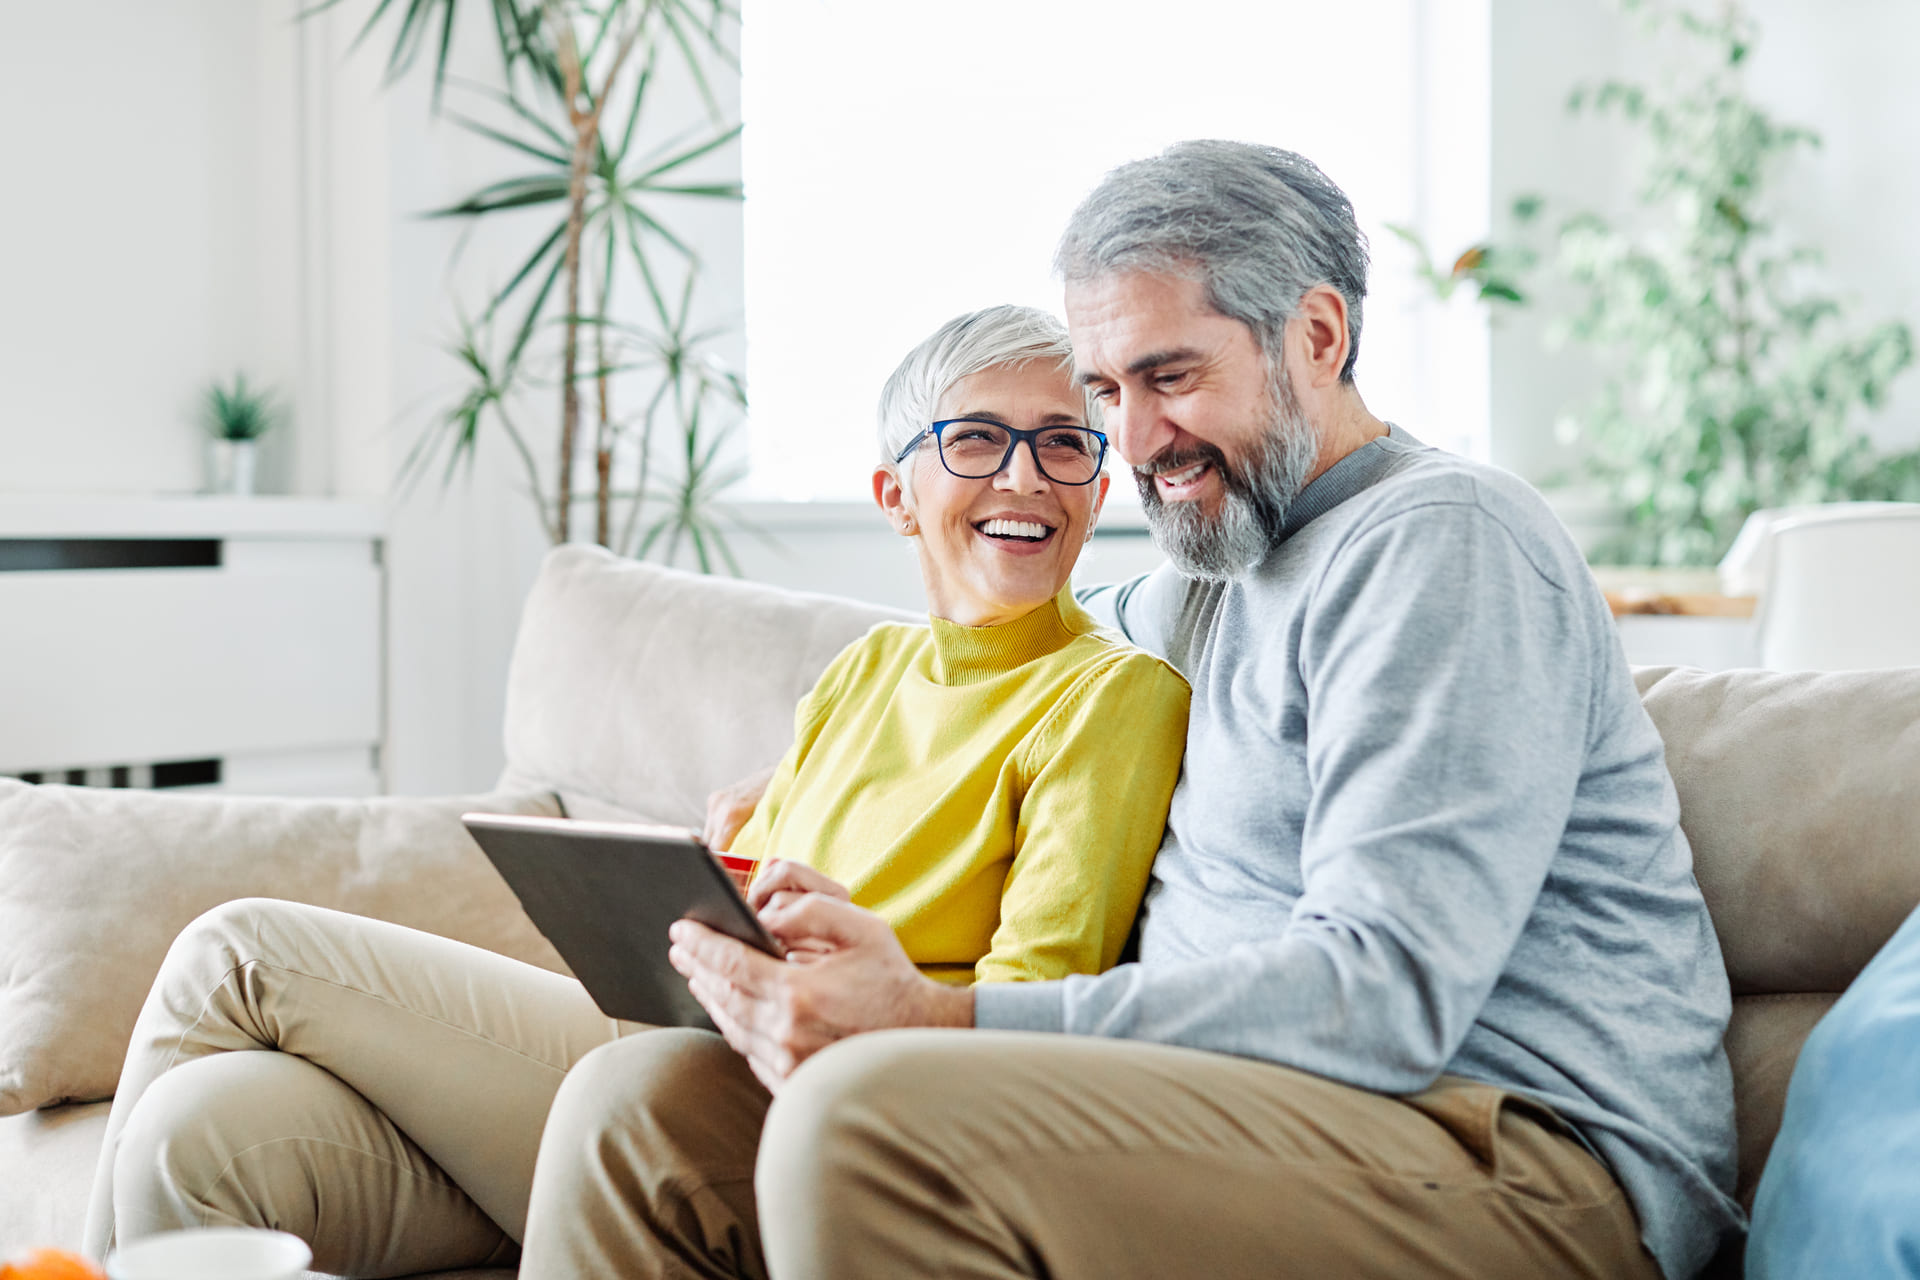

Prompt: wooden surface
xmin=1605 ymin=591 xmax=1758 ymax=618
xmin=1589 ymin=566 xmax=1759 ymax=619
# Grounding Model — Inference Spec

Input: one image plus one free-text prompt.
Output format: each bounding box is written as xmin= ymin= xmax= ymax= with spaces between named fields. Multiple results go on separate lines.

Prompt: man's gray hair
xmin=876 ymin=305 xmax=1089 ymax=469
xmin=1054 ymin=140 xmax=1369 ymax=382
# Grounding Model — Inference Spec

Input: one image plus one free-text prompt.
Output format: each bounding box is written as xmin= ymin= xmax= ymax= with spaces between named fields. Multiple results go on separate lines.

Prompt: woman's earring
xmin=901 ymin=516 xmax=917 ymax=535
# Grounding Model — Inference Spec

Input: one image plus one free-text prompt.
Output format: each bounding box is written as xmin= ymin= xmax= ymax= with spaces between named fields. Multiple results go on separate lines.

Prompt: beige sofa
xmin=3 ymin=544 xmax=1917 ymax=1278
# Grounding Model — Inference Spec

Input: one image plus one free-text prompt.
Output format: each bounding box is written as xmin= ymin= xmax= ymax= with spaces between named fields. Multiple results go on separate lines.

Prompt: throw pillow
xmin=0 ymin=780 xmax=565 ymax=1115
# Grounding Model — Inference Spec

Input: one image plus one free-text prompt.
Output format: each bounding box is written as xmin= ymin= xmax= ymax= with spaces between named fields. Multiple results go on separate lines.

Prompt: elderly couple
xmin=86 ymin=143 xmax=1744 ymax=1279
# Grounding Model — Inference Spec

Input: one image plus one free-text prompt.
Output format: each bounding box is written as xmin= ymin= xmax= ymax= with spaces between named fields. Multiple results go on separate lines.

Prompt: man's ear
xmin=1290 ymin=283 xmax=1352 ymax=389
xmin=873 ymin=465 xmax=916 ymax=535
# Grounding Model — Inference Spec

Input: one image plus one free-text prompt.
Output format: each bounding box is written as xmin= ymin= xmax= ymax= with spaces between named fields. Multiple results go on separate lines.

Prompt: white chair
xmin=1734 ymin=503 xmax=1920 ymax=671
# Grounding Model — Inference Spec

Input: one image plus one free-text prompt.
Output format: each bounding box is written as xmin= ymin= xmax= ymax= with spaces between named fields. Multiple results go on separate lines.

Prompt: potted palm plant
xmin=317 ymin=0 xmax=752 ymax=570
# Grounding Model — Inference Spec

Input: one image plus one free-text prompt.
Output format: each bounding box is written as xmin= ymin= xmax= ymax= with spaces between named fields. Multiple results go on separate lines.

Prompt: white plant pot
xmin=206 ymin=438 xmax=259 ymax=496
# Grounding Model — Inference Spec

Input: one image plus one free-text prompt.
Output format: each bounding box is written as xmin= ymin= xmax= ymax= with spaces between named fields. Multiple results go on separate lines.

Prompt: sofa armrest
xmin=0 ymin=779 xmax=565 ymax=1115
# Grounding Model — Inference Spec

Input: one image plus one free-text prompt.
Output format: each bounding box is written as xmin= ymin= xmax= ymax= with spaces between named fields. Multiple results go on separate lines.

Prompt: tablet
xmin=461 ymin=812 xmax=782 ymax=1029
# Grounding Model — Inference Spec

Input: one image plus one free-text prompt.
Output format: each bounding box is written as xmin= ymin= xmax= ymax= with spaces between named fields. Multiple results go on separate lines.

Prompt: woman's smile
xmin=973 ymin=514 xmax=1058 ymax=551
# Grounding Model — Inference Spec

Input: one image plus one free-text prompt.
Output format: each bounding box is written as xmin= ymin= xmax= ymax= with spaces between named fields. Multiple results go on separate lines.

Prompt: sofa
xmin=3 ymin=543 xmax=1917 ymax=1278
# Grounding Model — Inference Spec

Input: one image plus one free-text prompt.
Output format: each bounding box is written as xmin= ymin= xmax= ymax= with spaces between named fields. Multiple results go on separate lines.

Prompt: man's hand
xmin=747 ymin=858 xmax=851 ymax=918
xmin=702 ymin=764 xmax=776 ymax=852
xmin=748 ymin=860 xmax=852 ymax=961
xmin=668 ymin=895 xmax=974 ymax=1092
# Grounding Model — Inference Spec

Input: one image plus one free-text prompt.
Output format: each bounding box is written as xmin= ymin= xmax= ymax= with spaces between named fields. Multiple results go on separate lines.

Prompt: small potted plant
xmin=201 ymin=373 xmax=280 ymax=497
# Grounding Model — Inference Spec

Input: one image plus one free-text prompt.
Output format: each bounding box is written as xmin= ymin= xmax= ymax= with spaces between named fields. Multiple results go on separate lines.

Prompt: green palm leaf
xmin=634 ymin=123 xmax=744 ymax=183
xmin=427 ymin=174 xmax=573 ymax=217
xmin=447 ymin=112 xmax=570 ymax=166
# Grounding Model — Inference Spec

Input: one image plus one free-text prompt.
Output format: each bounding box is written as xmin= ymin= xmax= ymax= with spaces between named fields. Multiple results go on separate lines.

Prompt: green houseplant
xmin=319 ymin=0 xmax=752 ymax=570
xmin=1547 ymin=0 xmax=1918 ymax=566
xmin=1391 ymin=2 xmax=1918 ymax=568
xmin=200 ymin=373 xmax=282 ymax=496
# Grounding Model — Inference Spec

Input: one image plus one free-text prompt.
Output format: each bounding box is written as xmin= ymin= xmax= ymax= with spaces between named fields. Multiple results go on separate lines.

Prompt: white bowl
xmin=106 ymin=1227 xmax=312 ymax=1280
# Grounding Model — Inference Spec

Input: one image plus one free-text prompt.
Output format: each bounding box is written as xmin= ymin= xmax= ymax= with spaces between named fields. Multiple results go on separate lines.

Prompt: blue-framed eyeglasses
xmin=894 ymin=418 xmax=1108 ymax=486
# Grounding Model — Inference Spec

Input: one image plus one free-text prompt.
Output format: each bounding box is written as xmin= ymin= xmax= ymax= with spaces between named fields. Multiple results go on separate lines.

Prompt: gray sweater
xmin=975 ymin=427 xmax=1743 ymax=1278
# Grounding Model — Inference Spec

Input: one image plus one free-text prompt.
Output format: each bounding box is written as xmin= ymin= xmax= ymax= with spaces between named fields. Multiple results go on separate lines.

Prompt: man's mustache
xmin=1133 ymin=442 xmax=1233 ymax=480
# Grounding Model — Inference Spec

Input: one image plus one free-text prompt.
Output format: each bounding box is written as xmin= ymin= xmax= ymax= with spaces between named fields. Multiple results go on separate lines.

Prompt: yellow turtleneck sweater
xmin=728 ymin=586 xmax=1189 ymax=985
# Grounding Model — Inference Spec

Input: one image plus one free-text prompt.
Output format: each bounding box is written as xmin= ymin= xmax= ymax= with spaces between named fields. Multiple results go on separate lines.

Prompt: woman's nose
xmin=994 ymin=439 xmax=1050 ymax=491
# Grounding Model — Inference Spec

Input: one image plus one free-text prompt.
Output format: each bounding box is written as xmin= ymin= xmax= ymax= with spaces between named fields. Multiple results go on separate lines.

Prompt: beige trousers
xmin=488 ymin=1029 xmax=1666 ymax=1280
xmin=749 ymin=1031 xmax=1664 ymax=1280
xmin=87 ymin=898 xmax=1660 ymax=1280
xmin=81 ymin=897 xmax=771 ymax=1277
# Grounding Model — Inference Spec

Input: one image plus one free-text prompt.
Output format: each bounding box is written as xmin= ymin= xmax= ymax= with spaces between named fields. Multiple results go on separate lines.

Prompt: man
xmin=523 ymin=141 xmax=1742 ymax=1279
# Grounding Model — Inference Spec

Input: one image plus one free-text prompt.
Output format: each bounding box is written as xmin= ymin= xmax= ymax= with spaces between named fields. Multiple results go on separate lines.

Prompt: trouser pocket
xmin=1406 ymin=1075 xmax=1625 ymax=1211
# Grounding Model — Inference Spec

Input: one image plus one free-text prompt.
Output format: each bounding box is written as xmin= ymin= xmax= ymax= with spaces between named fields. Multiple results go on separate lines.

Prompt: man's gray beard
xmin=1135 ymin=371 xmax=1322 ymax=582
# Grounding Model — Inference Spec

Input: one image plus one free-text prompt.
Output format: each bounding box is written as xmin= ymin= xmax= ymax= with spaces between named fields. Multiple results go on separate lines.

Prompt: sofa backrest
xmin=498 ymin=546 xmax=915 ymax=824
xmin=1635 ymin=664 xmax=1920 ymax=996
xmin=1637 ymin=664 xmax=1920 ymax=1216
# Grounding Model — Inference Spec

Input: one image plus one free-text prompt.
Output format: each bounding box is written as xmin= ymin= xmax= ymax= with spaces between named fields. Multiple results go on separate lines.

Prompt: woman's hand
xmin=702 ymin=764 xmax=776 ymax=851
xmin=668 ymin=899 xmax=974 ymax=1092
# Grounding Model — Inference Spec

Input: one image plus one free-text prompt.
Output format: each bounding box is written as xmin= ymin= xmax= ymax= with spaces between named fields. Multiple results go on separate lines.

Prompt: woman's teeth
xmin=979 ymin=518 xmax=1051 ymax=541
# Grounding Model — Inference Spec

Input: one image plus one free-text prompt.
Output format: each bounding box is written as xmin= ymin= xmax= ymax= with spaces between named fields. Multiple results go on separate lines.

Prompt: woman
xmin=726 ymin=306 xmax=1188 ymax=984
xmin=84 ymin=306 xmax=1189 ymax=1274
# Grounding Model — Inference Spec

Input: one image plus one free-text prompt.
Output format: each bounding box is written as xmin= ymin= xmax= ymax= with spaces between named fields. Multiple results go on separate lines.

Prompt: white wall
xmin=1489 ymin=0 xmax=1920 ymax=490
xmin=0 ymin=1 xmax=303 ymax=494
xmin=1746 ymin=0 xmax=1920 ymax=455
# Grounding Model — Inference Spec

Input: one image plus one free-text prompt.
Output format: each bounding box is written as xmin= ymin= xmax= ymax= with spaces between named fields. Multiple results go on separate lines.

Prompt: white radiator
xmin=0 ymin=497 xmax=385 ymax=796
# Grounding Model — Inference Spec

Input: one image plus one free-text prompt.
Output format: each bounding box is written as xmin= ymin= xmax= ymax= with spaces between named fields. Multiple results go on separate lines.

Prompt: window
xmin=741 ymin=0 xmax=1489 ymax=500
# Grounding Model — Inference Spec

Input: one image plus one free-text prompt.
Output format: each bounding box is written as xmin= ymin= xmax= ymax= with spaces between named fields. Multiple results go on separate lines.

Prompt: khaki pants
xmin=82 ymin=898 xmax=769 ymax=1277
xmin=87 ymin=898 xmax=1660 ymax=1280
xmin=751 ymin=1032 xmax=1663 ymax=1280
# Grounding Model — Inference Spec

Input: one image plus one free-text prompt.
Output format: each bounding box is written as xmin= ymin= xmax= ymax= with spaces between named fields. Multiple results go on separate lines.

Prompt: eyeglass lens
xmin=939 ymin=422 xmax=1103 ymax=484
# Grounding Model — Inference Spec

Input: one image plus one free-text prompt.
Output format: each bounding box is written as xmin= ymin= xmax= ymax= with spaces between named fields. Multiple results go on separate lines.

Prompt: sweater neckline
xmin=1279 ymin=422 xmax=1421 ymax=537
xmin=927 ymin=586 xmax=1091 ymax=686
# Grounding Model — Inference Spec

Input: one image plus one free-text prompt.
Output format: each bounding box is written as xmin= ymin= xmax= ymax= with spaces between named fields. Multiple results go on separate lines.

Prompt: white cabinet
xmin=0 ymin=498 xmax=385 ymax=795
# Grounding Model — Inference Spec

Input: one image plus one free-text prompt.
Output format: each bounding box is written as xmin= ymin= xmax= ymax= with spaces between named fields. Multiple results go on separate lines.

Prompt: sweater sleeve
xmin=976 ymin=500 xmax=1597 ymax=1093
xmin=972 ymin=652 xmax=1190 ymax=984
xmin=1075 ymin=565 xmax=1189 ymax=658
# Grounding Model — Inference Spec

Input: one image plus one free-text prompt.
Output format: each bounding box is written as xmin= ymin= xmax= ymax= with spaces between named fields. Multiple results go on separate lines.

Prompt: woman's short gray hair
xmin=1054 ymin=140 xmax=1369 ymax=382
xmin=875 ymin=305 xmax=1089 ymax=470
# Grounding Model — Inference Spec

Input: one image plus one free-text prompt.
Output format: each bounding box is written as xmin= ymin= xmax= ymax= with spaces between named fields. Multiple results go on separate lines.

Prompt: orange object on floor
xmin=0 ymin=1249 xmax=106 ymax=1280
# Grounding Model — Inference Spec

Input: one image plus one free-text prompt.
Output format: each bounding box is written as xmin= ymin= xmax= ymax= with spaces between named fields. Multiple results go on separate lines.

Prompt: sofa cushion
xmin=1723 ymin=991 xmax=1838 ymax=1210
xmin=0 ymin=781 xmax=565 ymax=1115
xmin=1636 ymin=665 xmax=1920 ymax=996
xmin=0 ymin=1101 xmax=107 ymax=1252
xmin=498 ymin=546 xmax=915 ymax=824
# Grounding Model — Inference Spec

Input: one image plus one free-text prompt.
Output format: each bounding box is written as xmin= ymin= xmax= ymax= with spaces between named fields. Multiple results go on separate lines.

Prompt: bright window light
xmin=741 ymin=0 xmax=1489 ymax=501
